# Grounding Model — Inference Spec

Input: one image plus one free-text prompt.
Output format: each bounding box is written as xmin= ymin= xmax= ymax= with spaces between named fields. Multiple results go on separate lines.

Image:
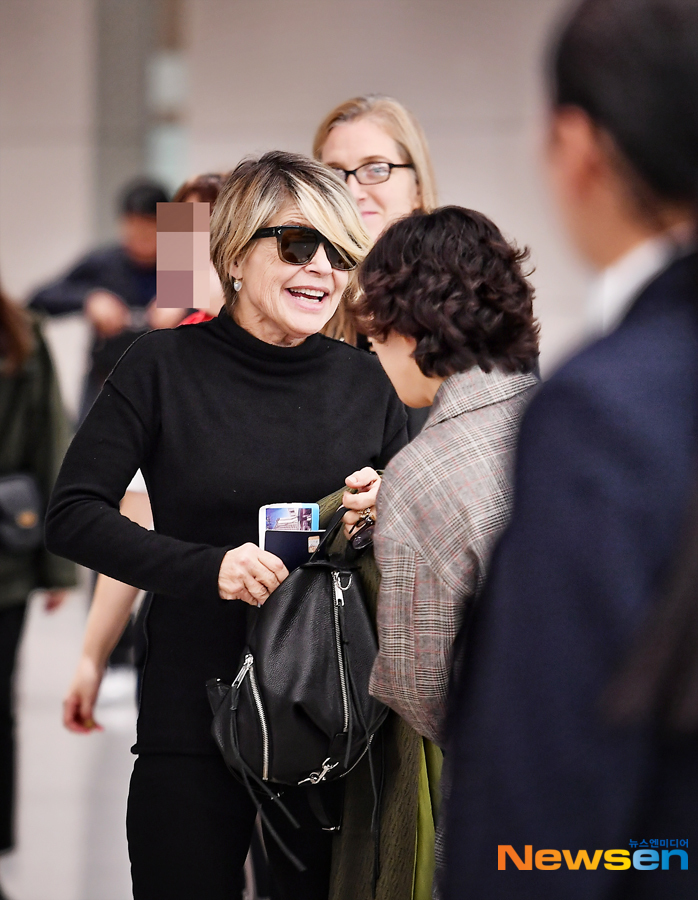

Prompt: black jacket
xmin=28 ymin=245 xmax=156 ymax=317
xmin=29 ymin=245 xmax=157 ymax=392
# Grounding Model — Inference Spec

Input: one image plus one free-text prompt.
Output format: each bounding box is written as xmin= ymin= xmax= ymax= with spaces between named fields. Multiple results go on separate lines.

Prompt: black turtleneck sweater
xmin=46 ymin=309 xmax=407 ymax=754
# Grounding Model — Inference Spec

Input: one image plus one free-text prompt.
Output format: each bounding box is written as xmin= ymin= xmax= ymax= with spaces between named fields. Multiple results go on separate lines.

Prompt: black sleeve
xmin=45 ymin=336 xmax=228 ymax=601
xmin=376 ymin=390 xmax=409 ymax=468
xmin=28 ymin=252 xmax=124 ymax=316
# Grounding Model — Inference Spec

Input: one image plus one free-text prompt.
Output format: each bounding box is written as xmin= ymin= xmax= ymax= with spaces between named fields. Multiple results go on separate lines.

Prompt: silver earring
xmin=233 ymin=278 xmax=242 ymax=292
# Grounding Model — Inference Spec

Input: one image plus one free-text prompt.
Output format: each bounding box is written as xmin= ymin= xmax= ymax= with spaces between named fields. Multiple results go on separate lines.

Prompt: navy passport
xmin=264 ymin=530 xmax=324 ymax=572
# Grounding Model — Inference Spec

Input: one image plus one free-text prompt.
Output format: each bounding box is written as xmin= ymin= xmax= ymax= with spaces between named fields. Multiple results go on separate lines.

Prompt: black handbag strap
xmin=226 ymin=695 xmax=307 ymax=872
xmin=308 ymin=505 xmax=348 ymax=562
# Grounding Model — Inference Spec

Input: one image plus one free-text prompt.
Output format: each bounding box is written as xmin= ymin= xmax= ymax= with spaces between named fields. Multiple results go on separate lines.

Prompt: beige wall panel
xmin=0 ymin=0 xmax=93 ymax=137
xmin=0 ymin=0 xmax=95 ymax=300
xmin=0 ymin=143 xmax=94 ymax=299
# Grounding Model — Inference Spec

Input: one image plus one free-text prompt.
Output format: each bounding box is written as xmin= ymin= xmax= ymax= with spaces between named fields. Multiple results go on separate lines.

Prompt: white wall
xmin=185 ymin=0 xmax=590 ymax=373
xmin=0 ymin=0 xmax=97 ymax=415
xmin=0 ymin=0 xmax=96 ymax=300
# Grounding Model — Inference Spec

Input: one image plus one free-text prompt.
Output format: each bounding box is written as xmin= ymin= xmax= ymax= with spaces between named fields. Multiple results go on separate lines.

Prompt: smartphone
xmin=258 ymin=503 xmax=320 ymax=548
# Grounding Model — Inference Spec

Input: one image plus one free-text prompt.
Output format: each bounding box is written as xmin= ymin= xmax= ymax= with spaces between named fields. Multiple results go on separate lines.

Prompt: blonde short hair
xmin=312 ymin=95 xmax=438 ymax=212
xmin=210 ymin=151 xmax=370 ymax=320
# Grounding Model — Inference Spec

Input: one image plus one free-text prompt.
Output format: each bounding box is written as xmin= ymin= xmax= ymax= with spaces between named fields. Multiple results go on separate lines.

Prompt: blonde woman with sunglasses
xmin=48 ymin=151 xmax=407 ymax=900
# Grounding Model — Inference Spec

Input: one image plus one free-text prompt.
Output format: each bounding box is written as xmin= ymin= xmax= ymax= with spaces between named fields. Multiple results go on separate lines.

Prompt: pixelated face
xmin=155 ymin=202 xmax=211 ymax=307
xmin=229 ymin=204 xmax=350 ymax=345
xmin=320 ymin=117 xmax=420 ymax=241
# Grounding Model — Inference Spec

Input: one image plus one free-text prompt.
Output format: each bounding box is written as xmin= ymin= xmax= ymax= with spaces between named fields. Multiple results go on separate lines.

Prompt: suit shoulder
xmin=553 ymin=293 xmax=698 ymax=403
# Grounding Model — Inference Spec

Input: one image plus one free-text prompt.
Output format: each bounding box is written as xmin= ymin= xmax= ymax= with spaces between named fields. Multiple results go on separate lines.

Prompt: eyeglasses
xmin=330 ymin=162 xmax=414 ymax=186
xmin=251 ymin=225 xmax=356 ymax=271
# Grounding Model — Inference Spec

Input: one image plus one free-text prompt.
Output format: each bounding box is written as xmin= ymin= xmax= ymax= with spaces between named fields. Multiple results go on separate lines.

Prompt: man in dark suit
xmin=29 ymin=179 xmax=184 ymax=418
xmin=442 ymin=251 xmax=698 ymax=900
xmin=442 ymin=1 xmax=698 ymax=898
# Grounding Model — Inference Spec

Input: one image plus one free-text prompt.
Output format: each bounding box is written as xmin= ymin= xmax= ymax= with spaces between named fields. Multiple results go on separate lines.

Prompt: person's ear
xmin=229 ymin=260 xmax=242 ymax=281
xmin=548 ymin=106 xmax=609 ymax=204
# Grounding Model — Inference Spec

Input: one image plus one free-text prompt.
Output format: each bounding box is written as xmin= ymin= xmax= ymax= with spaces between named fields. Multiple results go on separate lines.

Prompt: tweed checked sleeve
xmin=367 ymin=368 xmax=536 ymax=749
xmin=369 ymin=532 xmax=475 ymax=746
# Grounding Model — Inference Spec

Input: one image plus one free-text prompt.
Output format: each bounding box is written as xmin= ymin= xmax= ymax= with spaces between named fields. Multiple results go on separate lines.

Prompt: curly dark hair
xmin=355 ymin=206 xmax=539 ymax=377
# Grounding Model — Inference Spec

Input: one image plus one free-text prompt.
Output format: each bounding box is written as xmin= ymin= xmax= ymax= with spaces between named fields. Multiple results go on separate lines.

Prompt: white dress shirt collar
xmin=588 ymin=234 xmax=681 ymax=337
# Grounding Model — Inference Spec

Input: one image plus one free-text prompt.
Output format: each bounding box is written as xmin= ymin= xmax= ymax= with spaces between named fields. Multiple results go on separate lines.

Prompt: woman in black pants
xmin=50 ymin=151 xmax=407 ymax=900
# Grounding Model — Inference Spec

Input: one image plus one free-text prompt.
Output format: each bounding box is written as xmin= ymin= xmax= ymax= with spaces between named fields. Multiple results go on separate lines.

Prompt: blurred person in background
xmin=0 ymin=284 xmax=76 ymax=900
xmin=313 ymin=96 xmax=437 ymax=433
xmin=49 ymin=151 xmax=406 ymax=900
xmin=443 ymin=1 xmax=698 ymax=898
xmin=171 ymin=173 xmax=228 ymax=325
xmin=29 ymin=178 xmax=185 ymax=420
xmin=63 ymin=172 xmax=227 ymax=712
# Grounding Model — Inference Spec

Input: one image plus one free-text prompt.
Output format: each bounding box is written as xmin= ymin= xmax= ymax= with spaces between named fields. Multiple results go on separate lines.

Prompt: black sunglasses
xmin=251 ymin=225 xmax=357 ymax=271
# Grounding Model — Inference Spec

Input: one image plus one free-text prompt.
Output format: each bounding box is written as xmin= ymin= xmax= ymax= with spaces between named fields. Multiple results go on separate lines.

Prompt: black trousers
xmin=127 ymin=753 xmax=336 ymax=900
xmin=0 ymin=602 xmax=27 ymax=853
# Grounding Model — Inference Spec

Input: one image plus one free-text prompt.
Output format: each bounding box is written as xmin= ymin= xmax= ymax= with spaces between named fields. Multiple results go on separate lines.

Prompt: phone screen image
xmin=258 ymin=503 xmax=320 ymax=548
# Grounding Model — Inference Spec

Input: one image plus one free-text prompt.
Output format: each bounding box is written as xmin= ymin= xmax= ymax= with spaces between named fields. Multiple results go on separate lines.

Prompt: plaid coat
xmin=369 ymin=366 xmax=537 ymax=746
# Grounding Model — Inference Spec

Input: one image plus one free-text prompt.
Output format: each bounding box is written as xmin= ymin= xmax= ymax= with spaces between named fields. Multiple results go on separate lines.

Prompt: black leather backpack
xmin=207 ymin=508 xmax=387 ymax=860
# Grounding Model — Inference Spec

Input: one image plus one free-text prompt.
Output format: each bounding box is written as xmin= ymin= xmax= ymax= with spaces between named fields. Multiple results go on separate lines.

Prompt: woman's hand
xmin=342 ymin=467 xmax=382 ymax=538
xmin=218 ymin=544 xmax=289 ymax=606
xmin=85 ymin=290 xmax=131 ymax=338
xmin=63 ymin=656 xmax=105 ymax=733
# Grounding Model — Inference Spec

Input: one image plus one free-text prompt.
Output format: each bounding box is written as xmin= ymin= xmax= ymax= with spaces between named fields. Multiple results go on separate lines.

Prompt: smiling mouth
xmin=287 ymin=288 xmax=328 ymax=303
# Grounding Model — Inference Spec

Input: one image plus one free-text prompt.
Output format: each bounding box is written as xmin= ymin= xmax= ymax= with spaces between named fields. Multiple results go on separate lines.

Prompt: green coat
xmin=0 ymin=317 xmax=77 ymax=606
xmin=318 ymin=491 xmax=424 ymax=900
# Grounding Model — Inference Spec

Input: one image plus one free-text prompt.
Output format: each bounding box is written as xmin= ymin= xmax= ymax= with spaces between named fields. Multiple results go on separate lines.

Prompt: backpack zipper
xmin=235 ymin=653 xmax=270 ymax=781
xmin=332 ymin=571 xmax=351 ymax=734
xmin=232 ymin=654 xmax=253 ymax=689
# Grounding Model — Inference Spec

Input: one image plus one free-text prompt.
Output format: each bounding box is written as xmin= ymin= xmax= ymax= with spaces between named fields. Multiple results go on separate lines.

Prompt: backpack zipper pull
xmin=332 ymin=571 xmax=344 ymax=606
xmin=332 ymin=570 xmax=352 ymax=605
xmin=233 ymin=653 xmax=254 ymax=689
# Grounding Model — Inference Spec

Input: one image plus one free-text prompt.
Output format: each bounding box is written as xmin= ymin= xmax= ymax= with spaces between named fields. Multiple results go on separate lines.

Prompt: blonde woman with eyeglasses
xmin=312 ymin=96 xmax=442 ymax=900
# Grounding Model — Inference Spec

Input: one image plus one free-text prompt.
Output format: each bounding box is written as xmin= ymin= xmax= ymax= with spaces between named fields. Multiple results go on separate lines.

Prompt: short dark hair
xmin=172 ymin=172 xmax=227 ymax=207
xmin=551 ymin=0 xmax=698 ymax=214
xmin=119 ymin=178 xmax=170 ymax=217
xmin=355 ymin=207 xmax=539 ymax=377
